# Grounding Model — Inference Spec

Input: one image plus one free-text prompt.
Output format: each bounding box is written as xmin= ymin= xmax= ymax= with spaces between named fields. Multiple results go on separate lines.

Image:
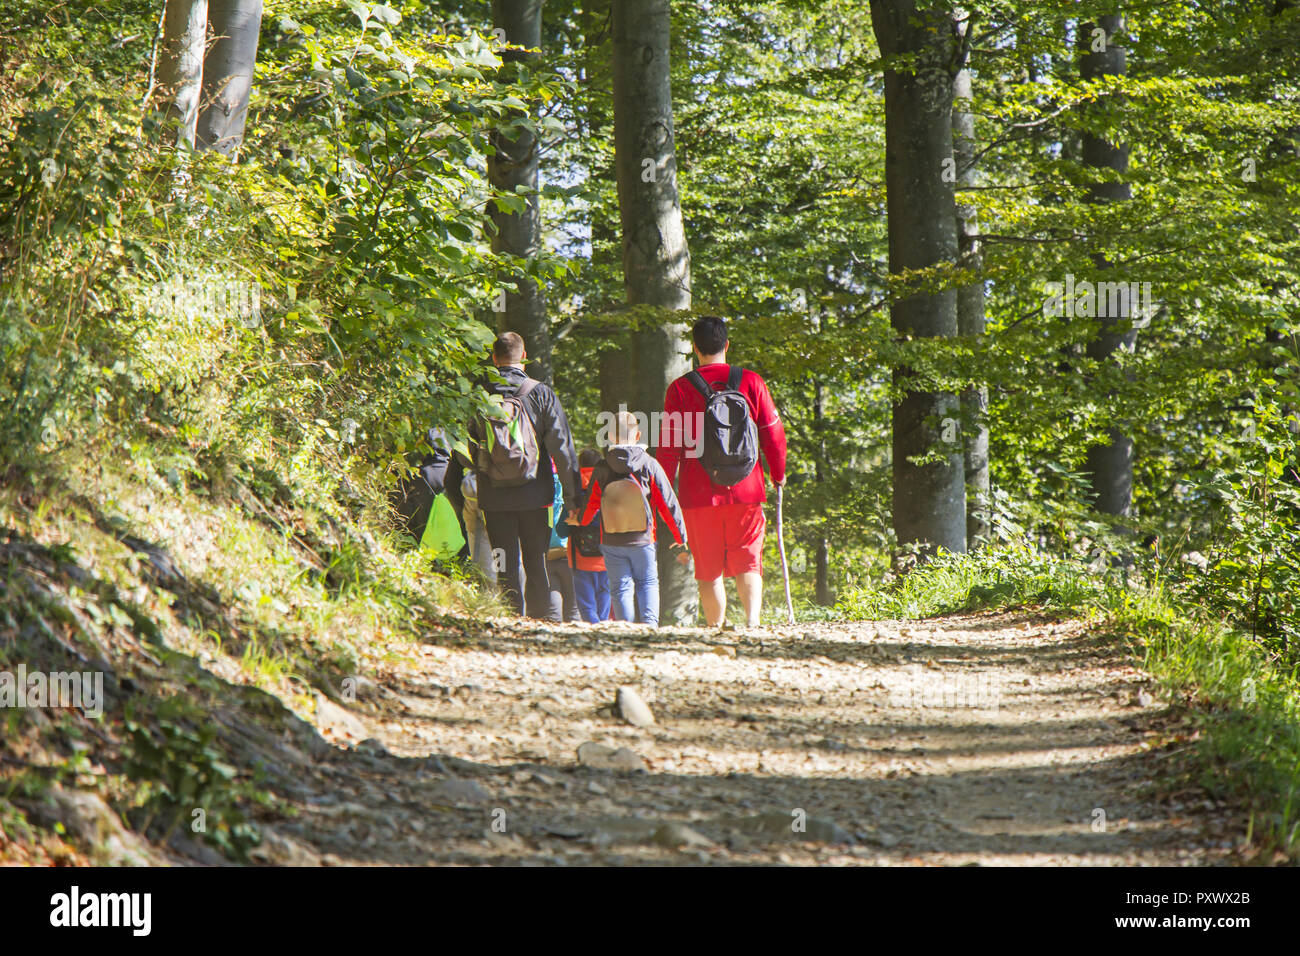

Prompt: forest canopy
xmin=3 ymin=0 xmax=1296 ymax=640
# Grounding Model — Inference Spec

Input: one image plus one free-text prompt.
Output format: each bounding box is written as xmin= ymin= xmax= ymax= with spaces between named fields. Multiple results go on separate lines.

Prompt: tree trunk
xmin=611 ymin=0 xmax=696 ymax=624
xmin=195 ymin=0 xmax=262 ymax=158
xmin=489 ymin=0 xmax=552 ymax=384
xmin=953 ymin=14 xmax=989 ymax=547
xmin=870 ymin=0 xmax=966 ymax=562
xmin=158 ymin=0 xmax=209 ymax=148
xmin=815 ymin=539 xmax=832 ymax=605
xmin=813 ymin=380 xmax=833 ymax=605
xmin=1079 ymin=15 xmax=1135 ymax=518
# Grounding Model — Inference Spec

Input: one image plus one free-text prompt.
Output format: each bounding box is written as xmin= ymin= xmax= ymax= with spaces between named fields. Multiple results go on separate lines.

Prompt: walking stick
xmin=776 ymin=483 xmax=795 ymax=625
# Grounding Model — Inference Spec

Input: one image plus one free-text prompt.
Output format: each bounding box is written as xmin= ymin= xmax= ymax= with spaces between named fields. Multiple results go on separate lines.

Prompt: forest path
xmin=270 ymin=609 xmax=1242 ymax=865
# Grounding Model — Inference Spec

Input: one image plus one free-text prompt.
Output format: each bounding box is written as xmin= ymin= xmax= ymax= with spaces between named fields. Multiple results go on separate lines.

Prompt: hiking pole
xmin=776 ymin=483 xmax=795 ymax=625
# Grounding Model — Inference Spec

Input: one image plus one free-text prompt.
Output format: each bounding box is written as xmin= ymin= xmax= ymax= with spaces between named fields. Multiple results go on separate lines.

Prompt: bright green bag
xmin=419 ymin=492 xmax=466 ymax=560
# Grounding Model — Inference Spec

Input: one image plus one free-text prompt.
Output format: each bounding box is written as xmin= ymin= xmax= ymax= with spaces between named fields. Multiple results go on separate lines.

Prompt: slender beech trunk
xmin=489 ymin=0 xmax=552 ymax=384
xmin=158 ymin=0 xmax=209 ymax=148
xmin=195 ymin=0 xmax=263 ymax=158
xmin=1079 ymin=15 xmax=1135 ymax=518
xmin=953 ymin=14 xmax=989 ymax=547
xmin=870 ymin=0 xmax=966 ymax=562
xmin=813 ymin=380 xmax=833 ymax=605
xmin=610 ymin=0 xmax=696 ymax=624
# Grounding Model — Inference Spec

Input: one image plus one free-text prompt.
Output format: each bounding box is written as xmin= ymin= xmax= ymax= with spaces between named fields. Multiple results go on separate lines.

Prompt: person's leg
xmin=699 ymin=577 xmax=726 ymax=626
xmin=594 ymin=571 xmax=611 ymax=621
xmin=573 ymin=569 xmax=597 ymax=623
xmin=465 ymin=496 xmax=496 ymax=584
xmin=683 ymin=506 xmax=727 ymax=626
xmin=545 ymin=556 xmax=566 ymax=621
xmin=463 ymin=497 xmax=479 ymax=560
xmin=518 ymin=509 xmax=556 ymax=621
xmin=549 ymin=556 xmax=579 ymax=622
xmin=477 ymin=521 xmax=497 ymax=584
xmin=723 ymin=503 xmax=768 ymax=627
xmin=634 ymin=543 xmax=660 ymax=626
xmin=737 ymin=571 xmax=763 ymax=627
xmin=602 ymin=546 xmax=636 ymax=622
xmin=483 ymin=510 xmax=523 ymax=615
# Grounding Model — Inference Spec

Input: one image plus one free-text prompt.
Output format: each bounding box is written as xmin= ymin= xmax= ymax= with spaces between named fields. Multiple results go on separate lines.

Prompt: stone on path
xmin=249 ymin=826 xmax=322 ymax=866
xmin=652 ymin=822 xmax=714 ymax=849
xmin=430 ymin=778 xmax=492 ymax=807
xmin=614 ymin=686 xmax=655 ymax=727
xmin=577 ymin=742 xmax=647 ymax=772
xmin=314 ymin=692 xmax=367 ymax=745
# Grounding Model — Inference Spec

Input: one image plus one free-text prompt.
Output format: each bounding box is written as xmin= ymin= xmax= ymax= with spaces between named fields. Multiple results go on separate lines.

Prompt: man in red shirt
xmin=658 ymin=316 xmax=788 ymax=627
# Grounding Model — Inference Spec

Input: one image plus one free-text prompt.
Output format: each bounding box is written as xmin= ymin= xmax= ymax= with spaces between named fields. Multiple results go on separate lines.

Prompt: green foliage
xmin=7 ymin=0 xmax=1288 ymax=631
xmin=2 ymin=0 xmax=1299 ymax=860
xmin=1119 ymin=595 xmax=1300 ymax=856
xmin=834 ymin=541 xmax=1106 ymax=620
xmin=1173 ymin=406 xmax=1300 ymax=659
xmin=122 ymin=696 xmax=263 ymax=860
xmin=0 ymin=0 xmax=565 ymax=520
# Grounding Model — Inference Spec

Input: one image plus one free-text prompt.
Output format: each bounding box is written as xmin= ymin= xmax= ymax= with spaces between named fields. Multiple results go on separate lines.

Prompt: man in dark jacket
xmin=469 ymin=332 xmax=579 ymax=620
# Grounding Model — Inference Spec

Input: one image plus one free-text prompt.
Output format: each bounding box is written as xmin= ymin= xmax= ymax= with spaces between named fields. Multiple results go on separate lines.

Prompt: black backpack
xmin=687 ymin=366 xmax=759 ymax=487
xmin=574 ymin=516 xmax=604 ymax=558
xmin=573 ymin=486 xmax=604 ymax=558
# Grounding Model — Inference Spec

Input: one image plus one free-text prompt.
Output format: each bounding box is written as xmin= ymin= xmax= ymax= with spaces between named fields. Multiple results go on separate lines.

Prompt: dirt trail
xmin=264 ymin=610 xmax=1241 ymax=866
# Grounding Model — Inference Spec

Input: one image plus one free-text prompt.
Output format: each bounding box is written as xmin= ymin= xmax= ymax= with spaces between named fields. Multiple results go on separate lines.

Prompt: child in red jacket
xmin=569 ymin=449 xmax=611 ymax=622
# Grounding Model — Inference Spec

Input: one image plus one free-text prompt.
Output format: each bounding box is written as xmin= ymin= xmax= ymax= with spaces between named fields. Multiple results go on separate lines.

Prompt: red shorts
xmin=683 ymin=503 xmax=766 ymax=581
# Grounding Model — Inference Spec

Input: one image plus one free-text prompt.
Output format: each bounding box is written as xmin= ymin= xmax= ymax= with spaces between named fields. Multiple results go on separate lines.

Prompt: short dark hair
xmin=578 ymin=448 xmax=602 ymax=468
xmin=692 ymin=315 xmax=728 ymax=355
xmin=492 ymin=331 xmax=525 ymax=364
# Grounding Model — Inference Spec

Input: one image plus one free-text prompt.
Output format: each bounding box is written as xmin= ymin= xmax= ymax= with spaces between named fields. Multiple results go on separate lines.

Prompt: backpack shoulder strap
xmin=514 ymin=377 xmax=540 ymax=400
xmin=726 ymin=366 xmax=744 ymax=391
xmin=686 ymin=370 xmax=713 ymax=400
